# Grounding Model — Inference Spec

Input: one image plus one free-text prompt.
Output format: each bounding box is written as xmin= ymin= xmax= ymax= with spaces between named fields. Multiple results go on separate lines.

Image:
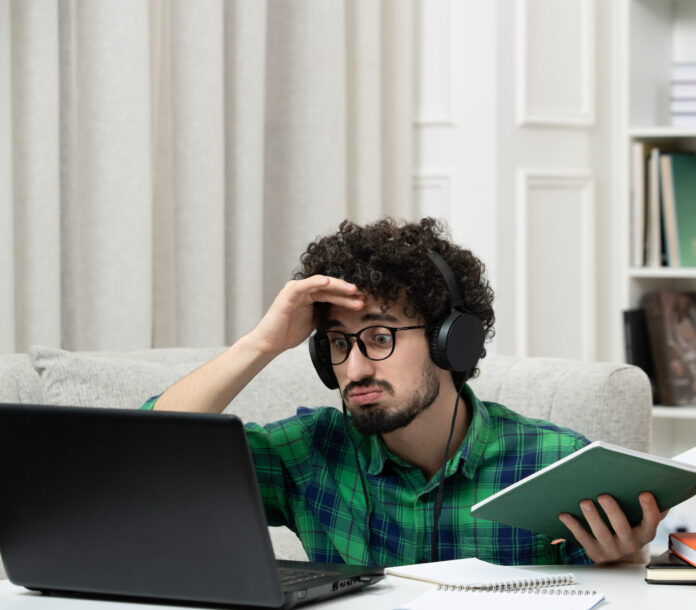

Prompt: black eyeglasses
xmin=321 ymin=325 xmax=426 ymax=365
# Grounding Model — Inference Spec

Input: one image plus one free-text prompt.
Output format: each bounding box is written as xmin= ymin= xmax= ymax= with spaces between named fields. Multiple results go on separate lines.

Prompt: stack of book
xmin=671 ymin=62 xmax=696 ymax=128
xmin=646 ymin=532 xmax=696 ymax=585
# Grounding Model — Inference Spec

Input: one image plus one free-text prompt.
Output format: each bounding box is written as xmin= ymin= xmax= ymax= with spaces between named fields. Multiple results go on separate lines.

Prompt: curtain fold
xmin=263 ymin=0 xmax=349 ymax=305
xmin=61 ymin=0 xmax=153 ymax=350
xmin=12 ymin=0 xmax=61 ymax=350
xmin=224 ymin=0 xmax=267 ymax=341
xmin=346 ymin=0 xmax=383 ymax=225
xmin=168 ymin=0 xmax=226 ymax=346
xmin=0 ymin=0 xmax=14 ymax=350
xmin=2 ymin=0 xmax=415 ymax=353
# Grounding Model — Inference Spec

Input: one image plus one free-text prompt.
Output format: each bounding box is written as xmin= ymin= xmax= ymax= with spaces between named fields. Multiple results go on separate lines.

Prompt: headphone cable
xmin=431 ymin=377 xmax=467 ymax=563
xmin=342 ymin=401 xmax=380 ymax=567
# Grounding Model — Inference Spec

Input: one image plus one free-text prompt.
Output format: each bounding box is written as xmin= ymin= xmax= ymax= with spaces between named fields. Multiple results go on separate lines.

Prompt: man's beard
xmin=343 ymin=364 xmax=441 ymax=435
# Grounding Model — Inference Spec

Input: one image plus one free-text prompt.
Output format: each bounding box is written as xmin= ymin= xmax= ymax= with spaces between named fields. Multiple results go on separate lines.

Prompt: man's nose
xmin=344 ymin=341 xmax=376 ymax=381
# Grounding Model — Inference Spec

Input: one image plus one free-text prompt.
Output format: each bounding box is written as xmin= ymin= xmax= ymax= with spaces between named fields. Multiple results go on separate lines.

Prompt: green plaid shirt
xmin=141 ymin=385 xmax=590 ymax=567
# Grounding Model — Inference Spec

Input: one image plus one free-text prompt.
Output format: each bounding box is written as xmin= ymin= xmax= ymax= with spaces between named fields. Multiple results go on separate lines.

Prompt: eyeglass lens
xmin=326 ymin=326 xmax=394 ymax=364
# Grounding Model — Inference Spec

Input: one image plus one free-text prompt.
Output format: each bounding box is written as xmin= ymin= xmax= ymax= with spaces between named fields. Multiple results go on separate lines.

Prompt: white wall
xmin=416 ymin=0 xmax=617 ymax=363
xmin=414 ymin=0 xmax=498 ymax=309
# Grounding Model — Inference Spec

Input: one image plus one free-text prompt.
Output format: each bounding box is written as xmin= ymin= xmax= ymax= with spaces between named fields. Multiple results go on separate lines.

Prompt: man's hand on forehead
xmin=301 ymin=276 xmax=365 ymax=306
xmin=249 ymin=276 xmax=365 ymax=357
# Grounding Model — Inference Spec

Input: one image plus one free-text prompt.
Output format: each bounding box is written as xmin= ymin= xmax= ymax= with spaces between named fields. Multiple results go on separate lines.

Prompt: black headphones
xmin=308 ymin=250 xmax=486 ymax=390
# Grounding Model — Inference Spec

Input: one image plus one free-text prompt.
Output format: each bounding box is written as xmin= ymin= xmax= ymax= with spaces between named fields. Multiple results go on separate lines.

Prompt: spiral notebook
xmin=385 ymin=557 xmax=575 ymax=590
xmin=395 ymin=586 xmax=606 ymax=610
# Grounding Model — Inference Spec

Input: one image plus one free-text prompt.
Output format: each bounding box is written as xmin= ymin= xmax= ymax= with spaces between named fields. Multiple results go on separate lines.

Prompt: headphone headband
xmin=426 ymin=251 xmax=465 ymax=310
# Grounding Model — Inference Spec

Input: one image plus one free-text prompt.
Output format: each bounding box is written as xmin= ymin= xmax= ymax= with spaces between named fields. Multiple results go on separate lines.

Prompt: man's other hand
xmin=558 ymin=492 xmax=668 ymax=563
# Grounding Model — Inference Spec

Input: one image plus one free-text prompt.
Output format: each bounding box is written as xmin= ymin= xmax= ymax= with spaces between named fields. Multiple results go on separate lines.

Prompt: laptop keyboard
xmin=278 ymin=566 xmax=339 ymax=587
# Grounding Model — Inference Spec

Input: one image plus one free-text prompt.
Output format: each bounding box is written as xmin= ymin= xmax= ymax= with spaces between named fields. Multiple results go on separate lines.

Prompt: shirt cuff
xmin=139 ymin=395 xmax=161 ymax=411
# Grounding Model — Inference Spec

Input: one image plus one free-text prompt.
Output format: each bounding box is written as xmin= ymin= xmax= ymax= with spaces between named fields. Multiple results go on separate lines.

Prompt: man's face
xmin=325 ymin=295 xmax=441 ymax=435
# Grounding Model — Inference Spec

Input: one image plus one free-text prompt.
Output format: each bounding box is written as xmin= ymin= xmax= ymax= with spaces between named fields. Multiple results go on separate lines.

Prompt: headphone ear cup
xmin=429 ymin=312 xmax=485 ymax=373
xmin=309 ymin=333 xmax=339 ymax=390
xmin=429 ymin=318 xmax=451 ymax=370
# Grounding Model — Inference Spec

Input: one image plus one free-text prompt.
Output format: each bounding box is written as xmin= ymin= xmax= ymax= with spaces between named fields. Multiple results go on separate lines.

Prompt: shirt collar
xmin=363 ymin=383 xmax=492 ymax=479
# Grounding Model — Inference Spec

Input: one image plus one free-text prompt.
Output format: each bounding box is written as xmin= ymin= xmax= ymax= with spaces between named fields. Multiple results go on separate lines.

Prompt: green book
xmin=663 ymin=153 xmax=696 ymax=267
xmin=470 ymin=441 xmax=696 ymax=541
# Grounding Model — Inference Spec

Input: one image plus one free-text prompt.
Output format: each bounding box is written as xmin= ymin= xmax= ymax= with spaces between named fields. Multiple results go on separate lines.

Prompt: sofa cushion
xmin=471 ymin=355 xmax=652 ymax=452
xmin=0 ymin=353 xmax=43 ymax=404
xmin=28 ymin=346 xmax=225 ymax=409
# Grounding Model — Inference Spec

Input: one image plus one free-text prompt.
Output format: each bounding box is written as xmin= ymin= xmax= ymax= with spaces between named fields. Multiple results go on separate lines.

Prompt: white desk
xmin=0 ymin=564 xmax=692 ymax=609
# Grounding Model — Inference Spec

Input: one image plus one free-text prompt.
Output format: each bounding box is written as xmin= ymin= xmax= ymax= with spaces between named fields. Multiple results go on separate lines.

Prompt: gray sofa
xmin=0 ymin=344 xmax=652 ymax=580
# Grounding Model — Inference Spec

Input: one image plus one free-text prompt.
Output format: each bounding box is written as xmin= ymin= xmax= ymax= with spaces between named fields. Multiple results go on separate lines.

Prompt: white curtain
xmin=0 ymin=0 xmax=415 ymax=353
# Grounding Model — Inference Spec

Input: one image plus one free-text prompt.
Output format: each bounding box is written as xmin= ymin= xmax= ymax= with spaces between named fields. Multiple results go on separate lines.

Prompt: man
xmin=142 ymin=217 xmax=665 ymax=566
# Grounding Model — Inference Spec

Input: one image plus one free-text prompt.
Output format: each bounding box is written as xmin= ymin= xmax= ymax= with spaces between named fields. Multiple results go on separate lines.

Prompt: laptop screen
xmin=0 ymin=404 xmax=286 ymax=607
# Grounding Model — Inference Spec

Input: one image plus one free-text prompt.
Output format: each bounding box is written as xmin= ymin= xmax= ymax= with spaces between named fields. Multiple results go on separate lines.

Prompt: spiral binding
xmin=435 ymin=584 xmax=599 ymax=596
xmin=434 ymin=573 xmax=574 ymax=592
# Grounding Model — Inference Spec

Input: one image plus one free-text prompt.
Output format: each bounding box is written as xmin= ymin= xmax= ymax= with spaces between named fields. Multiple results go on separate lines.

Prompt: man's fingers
xmin=560 ymin=493 xmax=663 ymax=564
xmin=284 ymin=276 xmax=361 ymax=305
xmin=578 ymin=499 xmax=626 ymax=559
xmin=558 ymin=511 xmax=601 ymax=559
xmin=309 ymin=289 xmax=364 ymax=308
xmin=595 ymin=495 xmax=638 ymax=555
xmin=634 ymin=492 xmax=666 ymax=542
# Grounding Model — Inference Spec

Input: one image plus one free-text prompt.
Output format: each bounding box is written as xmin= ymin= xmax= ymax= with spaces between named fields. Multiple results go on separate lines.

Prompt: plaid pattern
xmin=140 ymin=385 xmax=591 ymax=567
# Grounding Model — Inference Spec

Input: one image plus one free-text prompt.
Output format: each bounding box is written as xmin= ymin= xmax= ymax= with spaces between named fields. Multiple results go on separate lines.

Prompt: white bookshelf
xmin=652 ymin=405 xmax=696 ymax=419
xmin=629 ymin=127 xmax=696 ymax=138
xmin=621 ymin=0 xmax=696 ymax=416
xmin=630 ymin=266 xmax=696 ymax=279
xmin=620 ymin=0 xmax=696 ymax=539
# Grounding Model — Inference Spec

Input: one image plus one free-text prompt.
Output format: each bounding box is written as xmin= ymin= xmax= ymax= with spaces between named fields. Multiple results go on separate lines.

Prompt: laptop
xmin=0 ymin=403 xmax=384 ymax=609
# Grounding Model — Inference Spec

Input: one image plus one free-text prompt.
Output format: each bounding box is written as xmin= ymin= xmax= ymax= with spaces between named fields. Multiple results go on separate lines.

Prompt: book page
xmin=385 ymin=557 xmax=573 ymax=588
xmin=673 ymin=446 xmax=696 ymax=466
xmin=395 ymin=586 xmax=605 ymax=610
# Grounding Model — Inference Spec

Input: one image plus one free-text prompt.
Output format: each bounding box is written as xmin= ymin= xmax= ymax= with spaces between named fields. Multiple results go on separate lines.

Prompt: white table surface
xmin=0 ymin=563 xmax=693 ymax=609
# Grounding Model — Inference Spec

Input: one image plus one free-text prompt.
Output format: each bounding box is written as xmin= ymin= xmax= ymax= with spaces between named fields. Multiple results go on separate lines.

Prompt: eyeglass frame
xmin=319 ymin=324 xmax=426 ymax=365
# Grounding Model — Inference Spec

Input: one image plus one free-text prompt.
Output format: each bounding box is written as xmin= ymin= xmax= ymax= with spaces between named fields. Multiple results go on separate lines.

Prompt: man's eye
xmin=332 ymin=338 xmax=349 ymax=351
xmin=373 ymin=334 xmax=392 ymax=346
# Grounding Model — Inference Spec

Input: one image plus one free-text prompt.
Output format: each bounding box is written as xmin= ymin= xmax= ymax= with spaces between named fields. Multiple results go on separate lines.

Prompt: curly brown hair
xmin=293 ymin=217 xmax=495 ymax=383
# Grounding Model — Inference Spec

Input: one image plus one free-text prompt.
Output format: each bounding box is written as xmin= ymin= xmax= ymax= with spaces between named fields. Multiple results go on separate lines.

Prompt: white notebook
xmin=385 ymin=557 xmax=574 ymax=590
xmin=395 ymin=586 xmax=605 ymax=610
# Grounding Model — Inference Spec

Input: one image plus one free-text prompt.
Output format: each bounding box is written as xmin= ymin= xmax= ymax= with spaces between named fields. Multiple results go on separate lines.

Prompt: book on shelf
xmin=672 ymin=83 xmax=696 ymax=98
xmin=672 ymin=114 xmax=696 ymax=128
xmin=671 ymin=63 xmax=696 ymax=128
xmin=645 ymin=147 xmax=663 ymax=267
xmin=660 ymin=154 xmax=680 ymax=266
xmin=672 ymin=62 xmax=696 ymax=82
xmin=631 ymin=141 xmax=648 ymax=267
xmin=670 ymin=100 xmax=696 ymax=114
xmin=395 ymin=585 xmax=605 ymax=610
xmin=385 ymin=557 xmax=574 ymax=590
xmin=659 ymin=153 xmax=696 ymax=267
xmin=645 ymin=550 xmax=696 ymax=585
xmin=469 ymin=441 xmax=696 ymax=542
xmin=642 ymin=291 xmax=696 ymax=405
xmin=669 ymin=531 xmax=696 ymax=568
xmin=623 ymin=308 xmax=659 ymax=403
